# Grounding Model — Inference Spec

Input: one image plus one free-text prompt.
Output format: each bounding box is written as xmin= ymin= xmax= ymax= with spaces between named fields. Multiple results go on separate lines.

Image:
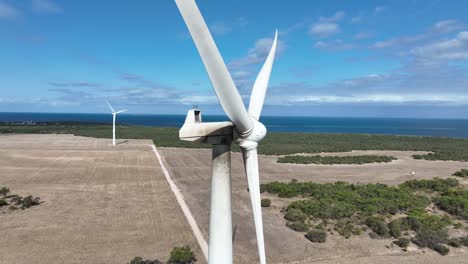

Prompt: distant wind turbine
xmin=105 ymin=100 xmax=127 ymax=146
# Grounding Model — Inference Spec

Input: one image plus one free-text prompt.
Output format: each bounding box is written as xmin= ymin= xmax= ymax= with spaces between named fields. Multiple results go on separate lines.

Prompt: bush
xmin=335 ymin=220 xmax=361 ymax=238
xmin=128 ymin=257 xmax=163 ymax=264
xmin=393 ymin=237 xmax=410 ymax=248
xmin=448 ymin=238 xmax=461 ymax=248
xmin=460 ymin=236 xmax=468 ymax=247
xmin=20 ymin=195 xmax=41 ymax=209
xmin=436 ymin=189 xmax=468 ymax=220
xmin=406 ymin=209 xmax=452 ymax=231
xmin=366 ymin=216 xmax=390 ymax=238
xmin=0 ymin=199 xmax=8 ymax=207
xmin=167 ymin=246 xmax=196 ymax=264
xmin=261 ymin=199 xmax=271 ymax=207
xmin=453 ymin=169 xmax=468 ymax=178
xmin=287 ymin=221 xmax=309 ymax=232
xmin=432 ymin=243 xmax=449 ymax=256
xmin=0 ymin=187 xmax=10 ymax=197
xmin=278 ymin=155 xmax=397 ymax=165
xmin=389 ymin=219 xmax=402 ymax=238
xmin=402 ymin=178 xmax=459 ymax=192
xmin=305 ymin=229 xmax=327 ymax=243
xmin=411 ymin=228 xmax=448 ymax=248
xmin=284 ymin=208 xmax=307 ymax=222
xmin=268 ymin=181 xmax=430 ymax=219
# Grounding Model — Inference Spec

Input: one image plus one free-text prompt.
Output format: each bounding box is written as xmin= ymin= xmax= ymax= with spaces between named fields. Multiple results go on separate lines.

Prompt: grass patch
xmin=277 ymin=155 xmax=397 ymax=165
xmin=3 ymin=122 xmax=468 ymax=160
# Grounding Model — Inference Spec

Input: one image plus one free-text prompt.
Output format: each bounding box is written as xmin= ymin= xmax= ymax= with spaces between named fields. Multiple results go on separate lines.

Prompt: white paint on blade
xmin=149 ymin=144 xmax=209 ymax=261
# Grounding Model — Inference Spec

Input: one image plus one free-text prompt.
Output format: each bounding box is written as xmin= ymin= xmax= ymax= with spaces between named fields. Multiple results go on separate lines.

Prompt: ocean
xmin=1 ymin=112 xmax=468 ymax=139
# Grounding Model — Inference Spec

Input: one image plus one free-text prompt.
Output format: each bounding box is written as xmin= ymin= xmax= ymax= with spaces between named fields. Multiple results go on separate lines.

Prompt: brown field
xmin=0 ymin=134 xmax=202 ymax=264
xmin=1 ymin=134 xmax=467 ymax=264
xmin=159 ymin=147 xmax=468 ymax=264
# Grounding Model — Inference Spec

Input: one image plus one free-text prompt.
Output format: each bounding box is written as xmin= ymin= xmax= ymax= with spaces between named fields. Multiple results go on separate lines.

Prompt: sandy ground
xmin=0 ymin=134 xmax=202 ymax=264
xmin=159 ymin=147 xmax=468 ymax=264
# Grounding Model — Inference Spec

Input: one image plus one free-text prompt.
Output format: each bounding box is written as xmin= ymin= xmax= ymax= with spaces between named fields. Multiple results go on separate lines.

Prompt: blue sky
xmin=1 ymin=0 xmax=468 ymax=118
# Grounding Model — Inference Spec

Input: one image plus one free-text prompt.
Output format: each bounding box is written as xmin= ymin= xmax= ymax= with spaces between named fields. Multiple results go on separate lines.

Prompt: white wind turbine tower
xmin=105 ymin=100 xmax=127 ymax=146
xmin=175 ymin=0 xmax=278 ymax=263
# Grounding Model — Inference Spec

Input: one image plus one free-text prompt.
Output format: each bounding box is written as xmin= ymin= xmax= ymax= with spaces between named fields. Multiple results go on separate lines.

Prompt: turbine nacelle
xmin=180 ymin=109 xmax=266 ymax=145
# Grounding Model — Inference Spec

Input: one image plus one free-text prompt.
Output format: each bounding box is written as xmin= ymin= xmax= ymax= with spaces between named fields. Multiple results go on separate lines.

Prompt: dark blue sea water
xmin=1 ymin=112 xmax=468 ymax=139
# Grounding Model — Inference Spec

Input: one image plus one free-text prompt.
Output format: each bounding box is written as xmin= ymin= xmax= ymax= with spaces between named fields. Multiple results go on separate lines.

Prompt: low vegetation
xmin=129 ymin=246 xmax=196 ymax=264
xmin=305 ymin=229 xmax=327 ymax=243
xmin=3 ymin=122 xmax=468 ymax=160
xmin=263 ymin=178 xmax=468 ymax=255
xmin=278 ymin=155 xmax=397 ymax=165
xmin=453 ymin=169 xmax=468 ymax=178
xmin=261 ymin=198 xmax=271 ymax=207
xmin=0 ymin=187 xmax=41 ymax=210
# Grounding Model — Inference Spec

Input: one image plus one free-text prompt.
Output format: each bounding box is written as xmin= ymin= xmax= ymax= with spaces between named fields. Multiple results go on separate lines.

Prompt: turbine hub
xmin=237 ymin=118 xmax=266 ymax=146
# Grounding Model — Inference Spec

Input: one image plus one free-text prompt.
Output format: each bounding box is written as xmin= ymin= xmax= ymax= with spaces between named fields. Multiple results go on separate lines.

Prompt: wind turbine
xmin=176 ymin=0 xmax=278 ymax=263
xmin=105 ymin=100 xmax=127 ymax=146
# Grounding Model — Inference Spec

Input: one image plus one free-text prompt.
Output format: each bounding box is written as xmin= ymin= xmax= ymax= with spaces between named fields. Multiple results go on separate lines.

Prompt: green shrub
xmin=402 ymin=178 xmax=459 ymax=192
xmin=0 ymin=199 xmax=8 ymax=207
xmin=411 ymin=228 xmax=448 ymax=248
xmin=287 ymin=221 xmax=310 ymax=232
xmin=453 ymin=169 xmax=468 ymax=178
xmin=406 ymin=209 xmax=452 ymax=231
xmin=305 ymin=229 xmax=327 ymax=243
xmin=393 ymin=237 xmax=410 ymax=248
xmin=460 ymin=236 xmax=468 ymax=247
xmin=128 ymin=257 xmax=163 ymax=264
xmin=167 ymin=246 xmax=196 ymax=264
xmin=278 ymin=155 xmax=397 ymax=165
xmin=432 ymin=243 xmax=450 ymax=255
xmin=448 ymin=238 xmax=461 ymax=248
xmin=0 ymin=187 xmax=10 ymax=197
xmin=365 ymin=216 xmax=390 ymax=238
xmin=20 ymin=195 xmax=41 ymax=209
xmin=268 ymin=181 xmax=430 ymax=220
xmin=389 ymin=219 xmax=403 ymax=238
xmin=437 ymin=189 xmax=468 ymax=220
xmin=284 ymin=208 xmax=307 ymax=222
xmin=335 ymin=220 xmax=361 ymax=238
xmin=261 ymin=199 xmax=271 ymax=208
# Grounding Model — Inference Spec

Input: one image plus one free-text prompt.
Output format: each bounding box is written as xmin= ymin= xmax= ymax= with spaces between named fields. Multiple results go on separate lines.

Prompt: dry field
xmin=0 ymin=134 xmax=202 ymax=264
xmin=159 ymin=147 xmax=468 ymax=264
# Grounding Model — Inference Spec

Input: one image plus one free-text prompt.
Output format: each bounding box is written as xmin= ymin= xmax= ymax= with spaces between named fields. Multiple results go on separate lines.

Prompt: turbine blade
xmin=175 ymin=0 xmax=252 ymax=133
xmin=116 ymin=109 xmax=127 ymax=114
xmin=248 ymin=30 xmax=278 ymax=120
xmin=242 ymin=146 xmax=266 ymax=264
xmin=105 ymin=99 xmax=115 ymax=113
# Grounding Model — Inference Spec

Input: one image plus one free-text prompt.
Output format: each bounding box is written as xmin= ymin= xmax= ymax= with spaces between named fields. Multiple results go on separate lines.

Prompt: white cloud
xmin=374 ymin=6 xmax=385 ymax=14
xmin=319 ymin=11 xmax=345 ymax=23
xmin=432 ymin=20 xmax=464 ymax=34
xmin=354 ymin=32 xmax=372 ymax=40
xmin=314 ymin=40 xmax=354 ymax=51
xmin=209 ymin=17 xmax=247 ymax=35
xmin=374 ymin=20 xmax=465 ymax=49
xmin=229 ymin=35 xmax=284 ymax=69
xmin=32 ymin=0 xmax=63 ymax=14
xmin=309 ymin=11 xmax=344 ymax=38
xmin=0 ymin=1 xmax=21 ymax=20
xmin=412 ymin=31 xmax=468 ymax=61
xmin=286 ymin=94 xmax=468 ymax=104
xmin=309 ymin=22 xmax=339 ymax=37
